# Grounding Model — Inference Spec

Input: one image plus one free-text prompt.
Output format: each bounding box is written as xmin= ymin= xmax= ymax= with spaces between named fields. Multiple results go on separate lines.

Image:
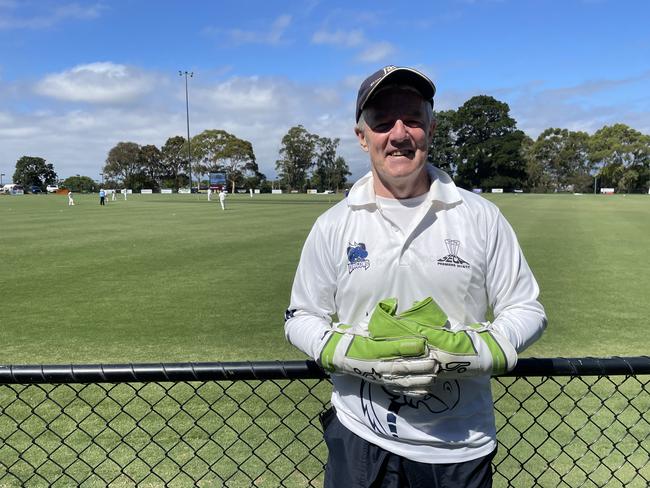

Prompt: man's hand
xmin=373 ymin=297 xmax=518 ymax=377
xmin=318 ymin=303 xmax=439 ymax=395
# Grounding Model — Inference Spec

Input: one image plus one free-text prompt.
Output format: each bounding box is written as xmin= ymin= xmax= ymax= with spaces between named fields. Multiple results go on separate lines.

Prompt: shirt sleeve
xmin=284 ymin=220 xmax=338 ymax=360
xmin=484 ymin=209 xmax=547 ymax=353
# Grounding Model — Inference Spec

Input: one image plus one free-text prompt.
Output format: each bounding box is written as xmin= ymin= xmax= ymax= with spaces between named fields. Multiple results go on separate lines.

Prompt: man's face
xmin=355 ymin=87 xmax=435 ymax=197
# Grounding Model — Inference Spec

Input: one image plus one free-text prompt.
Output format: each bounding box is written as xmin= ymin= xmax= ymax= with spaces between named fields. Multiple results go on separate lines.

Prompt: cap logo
xmin=369 ymin=65 xmax=398 ymax=88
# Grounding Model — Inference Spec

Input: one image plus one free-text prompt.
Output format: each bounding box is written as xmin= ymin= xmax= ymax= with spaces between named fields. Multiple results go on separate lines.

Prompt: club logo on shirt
xmin=437 ymin=239 xmax=470 ymax=269
xmin=347 ymin=242 xmax=370 ymax=274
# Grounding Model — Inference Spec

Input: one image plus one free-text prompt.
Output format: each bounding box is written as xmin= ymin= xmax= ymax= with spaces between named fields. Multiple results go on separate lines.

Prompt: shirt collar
xmin=347 ymin=164 xmax=462 ymax=208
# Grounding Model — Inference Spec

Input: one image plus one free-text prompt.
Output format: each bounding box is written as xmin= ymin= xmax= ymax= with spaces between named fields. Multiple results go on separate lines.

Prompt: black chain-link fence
xmin=0 ymin=357 xmax=648 ymax=487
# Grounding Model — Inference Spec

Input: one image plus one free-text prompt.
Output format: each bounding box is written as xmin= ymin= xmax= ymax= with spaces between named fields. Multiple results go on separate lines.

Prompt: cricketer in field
xmin=284 ymin=65 xmax=547 ymax=488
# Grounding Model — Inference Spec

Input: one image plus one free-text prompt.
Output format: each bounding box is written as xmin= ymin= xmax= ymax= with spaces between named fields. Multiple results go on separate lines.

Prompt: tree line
xmin=431 ymin=95 xmax=650 ymax=193
xmin=99 ymin=127 xmax=352 ymax=193
xmin=10 ymin=94 xmax=650 ymax=194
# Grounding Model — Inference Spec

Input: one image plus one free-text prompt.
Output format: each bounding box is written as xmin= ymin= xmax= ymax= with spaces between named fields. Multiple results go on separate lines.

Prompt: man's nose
xmin=389 ymin=119 xmax=409 ymax=142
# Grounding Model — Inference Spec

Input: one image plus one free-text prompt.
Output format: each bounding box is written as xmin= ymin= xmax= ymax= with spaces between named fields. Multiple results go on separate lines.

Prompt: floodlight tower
xmin=179 ymin=70 xmax=194 ymax=191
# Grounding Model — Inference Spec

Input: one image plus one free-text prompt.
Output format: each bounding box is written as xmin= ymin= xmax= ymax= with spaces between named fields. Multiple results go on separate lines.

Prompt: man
xmin=284 ymin=66 xmax=546 ymax=487
xmin=67 ymin=191 xmax=74 ymax=206
xmin=99 ymin=188 xmax=106 ymax=206
xmin=219 ymin=189 xmax=226 ymax=210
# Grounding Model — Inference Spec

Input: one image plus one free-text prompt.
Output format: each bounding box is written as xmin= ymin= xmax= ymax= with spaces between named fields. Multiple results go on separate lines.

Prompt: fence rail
xmin=0 ymin=357 xmax=648 ymax=487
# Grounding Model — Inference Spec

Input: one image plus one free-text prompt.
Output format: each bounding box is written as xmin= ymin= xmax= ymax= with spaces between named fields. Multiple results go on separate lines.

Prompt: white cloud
xmin=0 ymin=2 xmax=104 ymax=30
xmin=200 ymin=77 xmax=279 ymax=111
xmin=35 ymin=62 xmax=154 ymax=103
xmin=209 ymin=14 xmax=293 ymax=46
xmin=311 ymin=29 xmax=365 ymax=47
xmin=357 ymin=41 xmax=396 ymax=63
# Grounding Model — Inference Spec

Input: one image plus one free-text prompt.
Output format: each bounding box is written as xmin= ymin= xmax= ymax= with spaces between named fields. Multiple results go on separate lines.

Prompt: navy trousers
xmin=321 ymin=408 xmax=496 ymax=488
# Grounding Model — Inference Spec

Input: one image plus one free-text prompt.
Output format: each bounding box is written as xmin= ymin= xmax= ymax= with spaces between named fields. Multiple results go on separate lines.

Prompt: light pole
xmin=100 ymin=173 xmax=104 ymax=185
xmin=0 ymin=173 xmax=4 ymax=186
xmin=179 ymin=70 xmax=194 ymax=191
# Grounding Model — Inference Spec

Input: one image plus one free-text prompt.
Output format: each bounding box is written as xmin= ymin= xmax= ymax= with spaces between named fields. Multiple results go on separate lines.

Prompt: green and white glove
xmin=318 ymin=303 xmax=439 ymax=394
xmin=372 ymin=297 xmax=518 ymax=378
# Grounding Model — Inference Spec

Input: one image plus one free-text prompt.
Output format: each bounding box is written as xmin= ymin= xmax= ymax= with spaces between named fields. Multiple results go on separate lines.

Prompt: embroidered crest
xmin=347 ymin=242 xmax=370 ymax=274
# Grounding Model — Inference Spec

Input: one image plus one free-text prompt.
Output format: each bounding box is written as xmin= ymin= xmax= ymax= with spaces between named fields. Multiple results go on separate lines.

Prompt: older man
xmin=284 ymin=66 xmax=546 ymax=487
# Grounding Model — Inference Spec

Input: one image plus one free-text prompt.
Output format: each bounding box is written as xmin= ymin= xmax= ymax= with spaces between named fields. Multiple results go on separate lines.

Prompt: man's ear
xmin=355 ymin=126 xmax=369 ymax=152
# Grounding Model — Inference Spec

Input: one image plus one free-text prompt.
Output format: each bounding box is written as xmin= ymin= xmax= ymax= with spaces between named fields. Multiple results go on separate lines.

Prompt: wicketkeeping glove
xmin=371 ymin=297 xmax=518 ymax=377
xmin=318 ymin=302 xmax=439 ymax=394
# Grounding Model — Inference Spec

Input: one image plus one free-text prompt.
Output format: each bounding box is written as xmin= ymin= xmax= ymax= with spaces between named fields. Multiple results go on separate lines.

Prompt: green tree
xmin=276 ymin=125 xmax=318 ymax=191
xmin=160 ymin=136 xmax=188 ymax=190
xmin=12 ymin=156 xmax=57 ymax=190
xmin=590 ymin=124 xmax=650 ymax=192
xmin=103 ymin=142 xmax=142 ymax=189
xmin=428 ymin=110 xmax=458 ymax=175
xmin=478 ymin=130 xmax=529 ymax=191
xmin=311 ymin=137 xmax=350 ymax=192
xmin=192 ymin=129 xmax=258 ymax=193
xmin=62 ymin=175 xmax=98 ymax=193
xmin=331 ymin=156 xmax=351 ymax=193
xmin=139 ymin=144 xmax=163 ymax=190
xmin=521 ymin=133 xmax=551 ymax=192
xmin=530 ymin=128 xmax=593 ymax=192
xmin=241 ymin=170 xmax=267 ymax=191
xmin=453 ymin=96 xmax=526 ymax=191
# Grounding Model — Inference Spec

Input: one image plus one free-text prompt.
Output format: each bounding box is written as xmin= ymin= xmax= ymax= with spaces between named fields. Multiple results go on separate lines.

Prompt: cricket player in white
xmin=219 ymin=190 xmax=226 ymax=210
xmin=67 ymin=191 xmax=74 ymax=206
xmin=285 ymin=66 xmax=546 ymax=487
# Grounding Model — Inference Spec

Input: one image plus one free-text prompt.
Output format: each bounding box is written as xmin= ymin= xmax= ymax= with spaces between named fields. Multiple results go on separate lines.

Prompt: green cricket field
xmin=0 ymin=191 xmax=648 ymax=364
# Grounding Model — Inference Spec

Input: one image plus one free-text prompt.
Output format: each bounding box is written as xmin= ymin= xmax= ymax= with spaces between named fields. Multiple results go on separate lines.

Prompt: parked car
xmin=30 ymin=185 xmax=43 ymax=194
xmin=2 ymin=184 xmax=24 ymax=194
xmin=46 ymin=185 xmax=59 ymax=193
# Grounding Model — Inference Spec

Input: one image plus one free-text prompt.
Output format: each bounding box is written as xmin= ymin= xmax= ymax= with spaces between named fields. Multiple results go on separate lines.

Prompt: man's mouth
xmin=387 ymin=150 xmax=413 ymax=158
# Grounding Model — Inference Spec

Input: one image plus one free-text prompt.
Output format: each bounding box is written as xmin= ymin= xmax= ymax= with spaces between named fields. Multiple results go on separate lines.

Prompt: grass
xmin=481 ymin=193 xmax=650 ymax=358
xmin=0 ymin=192 xmax=336 ymax=363
xmin=1 ymin=191 xmax=648 ymax=363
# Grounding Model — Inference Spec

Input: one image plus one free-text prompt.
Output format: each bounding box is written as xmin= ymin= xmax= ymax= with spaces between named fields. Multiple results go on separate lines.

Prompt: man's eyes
xmin=371 ymin=119 xmax=425 ymax=132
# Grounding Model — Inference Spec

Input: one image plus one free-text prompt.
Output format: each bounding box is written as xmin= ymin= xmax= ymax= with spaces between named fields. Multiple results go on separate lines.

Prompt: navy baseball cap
xmin=355 ymin=65 xmax=436 ymax=122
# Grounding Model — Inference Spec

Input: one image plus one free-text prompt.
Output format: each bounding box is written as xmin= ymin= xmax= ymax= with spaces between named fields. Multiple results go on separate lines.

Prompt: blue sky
xmin=1 ymin=0 xmax=649 ymax=183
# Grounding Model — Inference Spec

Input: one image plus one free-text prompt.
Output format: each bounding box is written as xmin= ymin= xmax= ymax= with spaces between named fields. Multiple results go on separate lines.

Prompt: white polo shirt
xmin=285 ymin=165 xmax=546 ymax=463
